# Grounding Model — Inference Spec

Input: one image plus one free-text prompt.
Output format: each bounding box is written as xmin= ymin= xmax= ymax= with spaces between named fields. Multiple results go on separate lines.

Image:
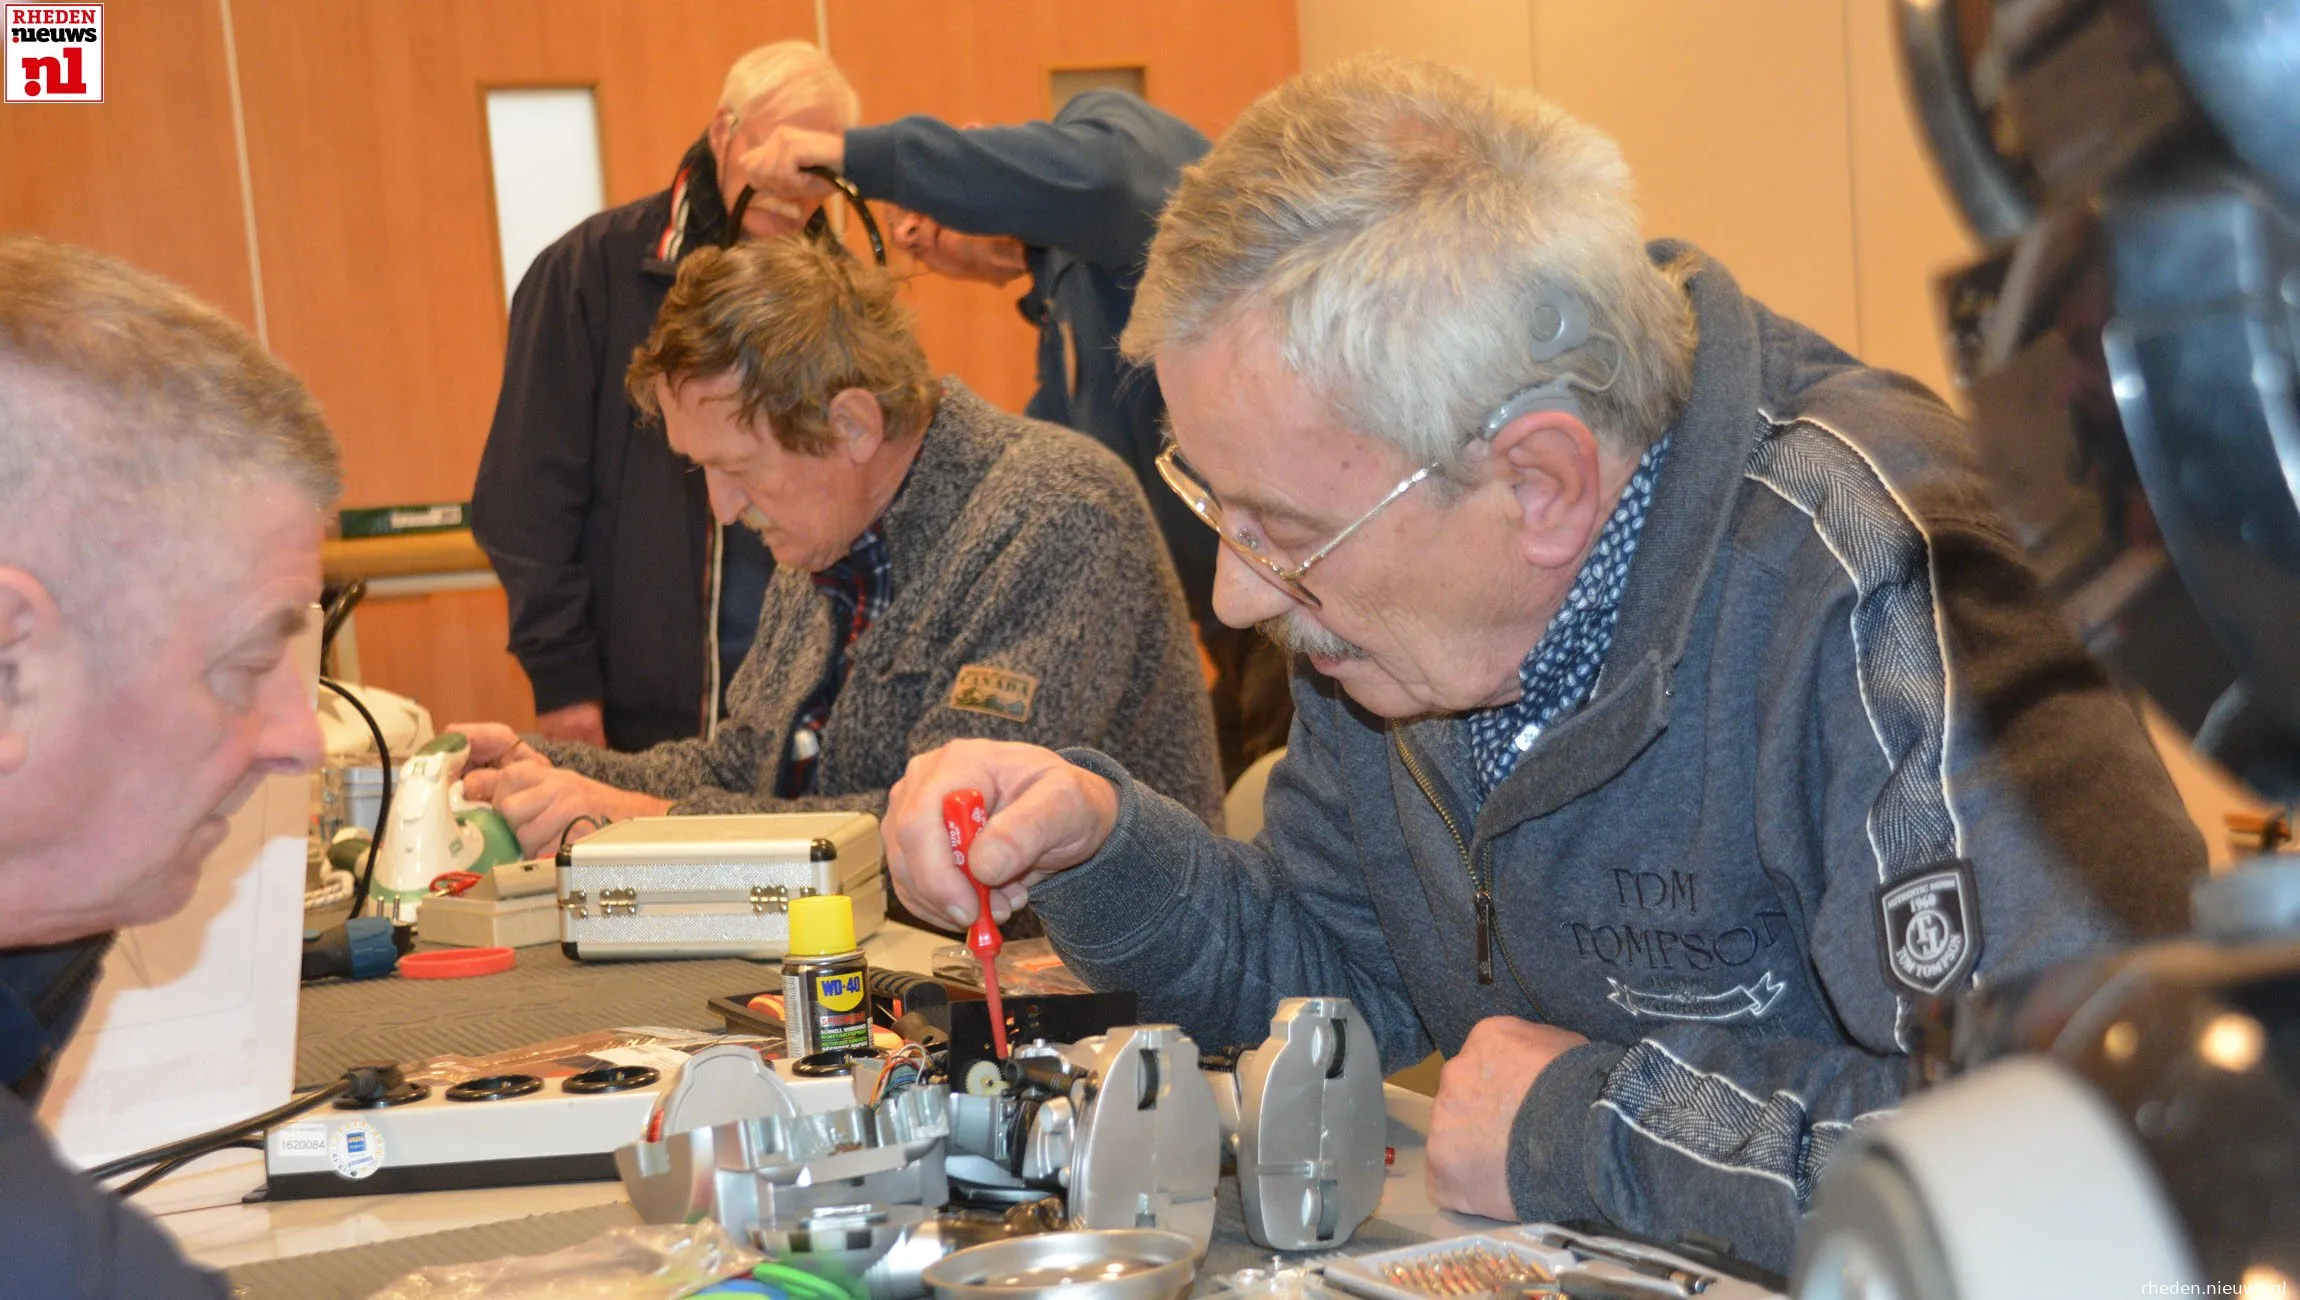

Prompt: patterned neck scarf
xmin=778 ymin=526 xmax=893 ymax=798
xmin=1465 ymin=436 xmax=1670 ymax=798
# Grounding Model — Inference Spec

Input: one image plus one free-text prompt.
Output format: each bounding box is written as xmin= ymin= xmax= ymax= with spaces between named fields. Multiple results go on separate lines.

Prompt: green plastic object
xmin=457 ymin=806 xmax=522 ymax=872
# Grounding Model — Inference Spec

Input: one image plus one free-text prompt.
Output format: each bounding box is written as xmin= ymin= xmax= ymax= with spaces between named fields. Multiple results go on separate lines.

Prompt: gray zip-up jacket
xmin=538 ymin=380 xmax=1224 ymax=833
xmin=1030 ymin=249 xmax=2203 ymax=1270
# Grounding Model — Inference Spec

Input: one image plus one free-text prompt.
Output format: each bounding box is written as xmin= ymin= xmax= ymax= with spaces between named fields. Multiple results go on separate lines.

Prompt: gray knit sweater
xmin=536 ymin=380 xmax=1224 ymax=833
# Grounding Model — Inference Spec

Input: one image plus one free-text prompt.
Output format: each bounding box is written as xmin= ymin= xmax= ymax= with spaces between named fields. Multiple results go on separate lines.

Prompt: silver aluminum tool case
xmin=555 ymin=813 xmax=885 ymax=960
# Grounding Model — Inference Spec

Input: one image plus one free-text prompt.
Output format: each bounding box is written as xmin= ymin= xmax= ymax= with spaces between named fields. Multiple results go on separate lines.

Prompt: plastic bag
xmin=930 ymin=937 xmax=1091 ymax=995
xmin=366 ymin=1220 xmax=762 ymax=1299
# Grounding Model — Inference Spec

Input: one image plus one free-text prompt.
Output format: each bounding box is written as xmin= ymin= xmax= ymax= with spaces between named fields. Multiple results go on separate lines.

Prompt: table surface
xmin=143 ymin=923 xmax=1496 ymax=1274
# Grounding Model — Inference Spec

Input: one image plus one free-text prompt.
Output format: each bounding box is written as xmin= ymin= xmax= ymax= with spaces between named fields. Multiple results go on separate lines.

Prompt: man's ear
xmin=1485 ymin=408 xmax=1607 ymax=571
xmin=0 ymin=568 xmax=64 ymax=776
xmin=827 ymin=388 xmax=887 ymax=465
xmin=707 ymin=107 xmax=737 ymax=161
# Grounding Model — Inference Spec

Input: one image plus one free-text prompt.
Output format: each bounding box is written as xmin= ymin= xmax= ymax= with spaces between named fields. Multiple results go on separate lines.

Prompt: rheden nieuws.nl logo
xmin=5 ymin=5 xmax=103 ymax=103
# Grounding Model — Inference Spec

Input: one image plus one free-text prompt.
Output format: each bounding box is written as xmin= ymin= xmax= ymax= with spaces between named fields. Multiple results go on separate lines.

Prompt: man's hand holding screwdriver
xmin=884 ymin=740 xmax=1120 ymax=932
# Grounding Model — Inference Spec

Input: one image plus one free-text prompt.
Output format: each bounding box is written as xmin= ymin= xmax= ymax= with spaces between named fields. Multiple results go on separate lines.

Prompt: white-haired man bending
xmin=0 ymin=235 xmax=337 ymax=1294
xmin=473 ymin=40 xmax=861 ymax=753
xmin=876 ymin=57 xmax=2204 ymax=1269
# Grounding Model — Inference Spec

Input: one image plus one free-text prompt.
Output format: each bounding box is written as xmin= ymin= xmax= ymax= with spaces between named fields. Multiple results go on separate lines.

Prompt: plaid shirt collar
xmin=778 ymin=525 xmax=893 ymax=798
xmin=1465 ymin=436 xmax=1671 ymax=799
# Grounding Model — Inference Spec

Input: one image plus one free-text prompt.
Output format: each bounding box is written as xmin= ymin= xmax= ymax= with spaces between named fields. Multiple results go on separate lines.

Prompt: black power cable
xmin=112 ymin=1139 xmax=266 ymax=1198
xmin=318 ymin=677 xmax=393 ymax=920
xmin=318 ymin=578 xmax=367 ymax=667
xmin=92 ymin=1062 xmax=407 ymax=1195
xmin=90 ymin=1081 xmax=351 ymax=1184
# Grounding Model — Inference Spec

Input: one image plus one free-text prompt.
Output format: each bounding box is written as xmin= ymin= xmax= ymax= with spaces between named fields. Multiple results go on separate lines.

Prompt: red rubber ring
xmin=398 ymin=947 xmax=516 ymax=979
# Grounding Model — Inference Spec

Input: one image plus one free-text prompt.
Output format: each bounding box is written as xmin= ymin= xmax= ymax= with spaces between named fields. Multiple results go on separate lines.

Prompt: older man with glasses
xmin=872 ymin=57 xmax=2207 ymax=1269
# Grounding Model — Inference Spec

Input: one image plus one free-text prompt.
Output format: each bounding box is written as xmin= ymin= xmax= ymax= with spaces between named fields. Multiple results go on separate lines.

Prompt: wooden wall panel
xmin=229 ymin=0 xmax=819 ymax=509
xmin=1528 ymin=0 xmax=1863 ymax=354
xmin=826 ymin=0 xmax=1300 ymax=414
xmin=350 ymin=587 xmax=534 ymax=732
xmin=1299 ymin=0 xmax=1534 ymax=92
xmin=1296 ymin=0 xmax=1975 ymax=405
xmin=0 ymin=0 xmax=253 ymax=324
xmin=227 ymin=0 xmax=813 ymax=725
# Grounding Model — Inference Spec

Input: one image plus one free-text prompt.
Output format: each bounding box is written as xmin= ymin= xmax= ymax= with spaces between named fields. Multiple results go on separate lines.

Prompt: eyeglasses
xmin=1155 ymin=443 xmax=1438 ymax=609
xmin=1153 ymin=372 xmax=1604 ymax=610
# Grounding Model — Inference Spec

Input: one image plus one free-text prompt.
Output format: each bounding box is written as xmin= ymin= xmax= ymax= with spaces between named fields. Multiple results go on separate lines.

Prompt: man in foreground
xmin=0 ymin=234 xmax=339 ymax=1294
xmin=876 ymin=57 xmax=2203 ymax=1267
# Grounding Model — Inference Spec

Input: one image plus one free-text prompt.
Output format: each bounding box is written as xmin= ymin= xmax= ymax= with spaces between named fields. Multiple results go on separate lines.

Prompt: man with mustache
xmin=0 ymin=235 xmax=338 ymax=1295
xmin=875 ymin=58 xmax=2204 ymax=1268
xmin=472 ymin=42 xmax=860 ymax=753
xmin=456 ymin=238 xmax=1222 ymax=928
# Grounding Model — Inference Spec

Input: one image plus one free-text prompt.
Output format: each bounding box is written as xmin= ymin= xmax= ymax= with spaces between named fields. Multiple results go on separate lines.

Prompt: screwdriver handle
xmin=941 ymin=790 xmax=996 ymax=939
xmin=941 ymin=788 xmax=1008 ymax=1058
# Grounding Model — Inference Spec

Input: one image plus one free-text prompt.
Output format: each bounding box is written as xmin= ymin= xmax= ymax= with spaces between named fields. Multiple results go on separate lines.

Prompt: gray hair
xmin=719 ymin=41 xmax=860 ymax=127
xmin=1123 ymin=55 xmax=1698 ymax=478
xmin=0 ymin=235 xmax=341 ymax=633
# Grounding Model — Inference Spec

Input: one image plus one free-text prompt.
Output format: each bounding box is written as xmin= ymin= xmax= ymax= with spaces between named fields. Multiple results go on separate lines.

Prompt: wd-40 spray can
xmin=783 ymin=894 xmax=871 ymax=1057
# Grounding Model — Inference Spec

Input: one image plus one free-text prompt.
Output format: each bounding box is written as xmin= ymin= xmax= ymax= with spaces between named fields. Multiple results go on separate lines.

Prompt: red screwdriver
xmin=941 ymin=789 xmax=1008 ymax=1059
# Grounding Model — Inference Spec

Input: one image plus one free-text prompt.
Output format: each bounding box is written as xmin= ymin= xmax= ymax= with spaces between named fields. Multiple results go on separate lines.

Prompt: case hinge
xmin=599 ymin=886 xmax=638 ymax=917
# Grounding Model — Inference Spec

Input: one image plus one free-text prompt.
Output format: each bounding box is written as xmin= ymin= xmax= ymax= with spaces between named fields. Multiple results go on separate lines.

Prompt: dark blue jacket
xmin=842 ymin=91 xmax=1217 ymax=617
xmin=472 ymin=139 xmax=776 ymax=752
xmin=1 ymin=938 xmax=228 ymax=1297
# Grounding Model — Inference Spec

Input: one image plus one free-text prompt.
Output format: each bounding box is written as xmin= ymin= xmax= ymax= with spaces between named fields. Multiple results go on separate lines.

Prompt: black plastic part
xmin=946 ymin=991 xmax=1139 ymax=1087
xmin=892 ymin=1010 xmax=949 ymax=1047
xmin=867 ymin=969 xmax=953 ymax=1015
xmin=332 ymin=1080 xmax=430 ymax=1110
xmin=561 ymin=1065 xmax=660 ymax=1095
xmin=444 ymin=1073 xmax=545 ymax=1102
xmin=710 ymin=989 xmax=785 ymax=1032
xmin=811 ymin=836 xmax=836 ymax=862
xmin=947 ymin=1174 xmax=1066 ymax=1209
xmin=1003 ymin=1054 xmax=1084 ymax=1095
xmin=561 ymin=941 xmax=580 ymax=960
xmin=264 ymin=1152 xmax=616 ymax=1200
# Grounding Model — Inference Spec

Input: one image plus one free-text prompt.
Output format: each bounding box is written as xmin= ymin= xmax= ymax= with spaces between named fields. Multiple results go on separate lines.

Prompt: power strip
xmin=264 ymin=1047 xmax=855 ymax=1199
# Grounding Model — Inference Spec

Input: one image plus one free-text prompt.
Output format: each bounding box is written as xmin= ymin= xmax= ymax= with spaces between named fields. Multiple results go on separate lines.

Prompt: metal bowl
xmin=921 ymin=1229 xmax=1199 ymax=1300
